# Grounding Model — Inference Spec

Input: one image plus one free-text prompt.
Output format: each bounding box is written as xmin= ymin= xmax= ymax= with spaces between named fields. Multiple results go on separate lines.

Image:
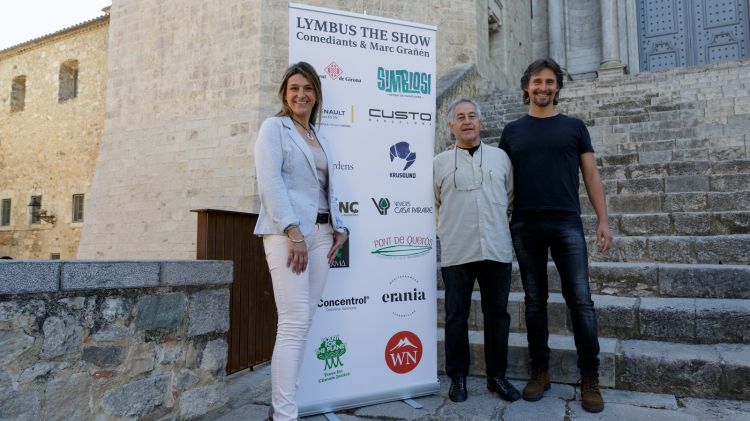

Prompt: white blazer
xmin=253 ymin=115 xmax=347 ymax=236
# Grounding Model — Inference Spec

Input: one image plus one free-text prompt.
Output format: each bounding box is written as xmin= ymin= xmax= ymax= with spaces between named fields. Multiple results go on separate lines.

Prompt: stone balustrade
xmin=0 ymin=260 xmax=233 ymax=420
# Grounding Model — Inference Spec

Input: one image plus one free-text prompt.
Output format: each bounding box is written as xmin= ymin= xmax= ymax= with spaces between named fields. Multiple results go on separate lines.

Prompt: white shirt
xmin=433 ymin=143 xmax=514 ymax=267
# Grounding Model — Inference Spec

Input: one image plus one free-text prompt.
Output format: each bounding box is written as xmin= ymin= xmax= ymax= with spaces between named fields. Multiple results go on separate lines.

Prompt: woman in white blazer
xmin=254 ymin=62 xmax=348 ymax=421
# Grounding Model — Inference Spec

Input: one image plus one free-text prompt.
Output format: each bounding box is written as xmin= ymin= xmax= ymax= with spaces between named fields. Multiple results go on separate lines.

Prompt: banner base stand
xmin=402 ymin=398 xmax=423 ymax=409
xmin=323 ymin=413 xmax=341 ymax=421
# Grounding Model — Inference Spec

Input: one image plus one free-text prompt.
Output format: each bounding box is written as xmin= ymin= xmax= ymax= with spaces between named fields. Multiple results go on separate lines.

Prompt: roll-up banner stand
xmin=288 ymin=3 xmax=439 ymax=416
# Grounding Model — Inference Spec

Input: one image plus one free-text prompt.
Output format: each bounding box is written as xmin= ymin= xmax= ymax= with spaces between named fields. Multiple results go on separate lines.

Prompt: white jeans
xmin=263 ymin=223 xmax=333 ymax=421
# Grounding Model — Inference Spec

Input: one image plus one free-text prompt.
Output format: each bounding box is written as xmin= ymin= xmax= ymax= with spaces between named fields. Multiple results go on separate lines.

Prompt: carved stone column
xmin=547 ymin=0 xmax=567 ymax=74
xmin=598 ymin=0 xmax=626 ymax=78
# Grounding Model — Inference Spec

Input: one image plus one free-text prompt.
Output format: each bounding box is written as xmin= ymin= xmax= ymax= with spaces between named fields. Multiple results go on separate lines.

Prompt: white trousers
xmin=263 ymin=223 xmax=333 ymax=421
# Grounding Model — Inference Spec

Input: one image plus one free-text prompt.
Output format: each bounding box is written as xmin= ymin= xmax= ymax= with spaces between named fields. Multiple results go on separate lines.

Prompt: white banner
xmin=288 ymin=3 xmax=438 ymax=416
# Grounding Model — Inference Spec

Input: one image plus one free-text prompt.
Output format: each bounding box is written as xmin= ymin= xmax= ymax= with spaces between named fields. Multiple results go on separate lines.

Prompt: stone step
xmin=596 ymin=149 xmax=749 ymax=166
xmin=436 ymin=292 xmax=750 ymax=344
xmin=436 ymin=329 xmax=750 ymax=399
xmin=580 ymin=211 xmax=750 ymax=236
xmin=587 ymin=234 xmax=750 ymax=264
xmin=596 ymin=160 xmax=750 ymax=181
xmin=435 ymin=262 xmax=750 ymax=299
xmin=580 ymin=173 xmax=750 ymax=195
xmin=580 ymin=191 xmax=750 ymax=214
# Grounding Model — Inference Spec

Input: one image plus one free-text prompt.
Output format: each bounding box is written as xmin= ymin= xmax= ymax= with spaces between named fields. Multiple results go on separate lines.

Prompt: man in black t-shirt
xmin=499 ymin=58 xmax=613 ymax=413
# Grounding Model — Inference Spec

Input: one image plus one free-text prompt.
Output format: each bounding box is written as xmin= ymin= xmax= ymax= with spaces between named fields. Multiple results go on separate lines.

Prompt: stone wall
xmin=78 ymin=0 xmax=535 ymax=259
xmin=0 ymin=260 xmax=232 ymax=420
xmin=0 ymin=18 xmax=109 ymax=259
xmin=488 ymin=0 xmax=533 ymax=90
xmin=434 ymin=64 xmax=482 ymax=152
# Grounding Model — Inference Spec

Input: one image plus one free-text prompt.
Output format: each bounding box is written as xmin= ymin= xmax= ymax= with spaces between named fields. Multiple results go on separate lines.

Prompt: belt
xmin=316 ymin=213 xmax=330 ymax=224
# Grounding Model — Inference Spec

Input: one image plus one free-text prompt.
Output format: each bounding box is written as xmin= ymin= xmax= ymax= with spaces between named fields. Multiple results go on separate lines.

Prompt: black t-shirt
xmin=499 ymin=114 xmax=594 ymax=216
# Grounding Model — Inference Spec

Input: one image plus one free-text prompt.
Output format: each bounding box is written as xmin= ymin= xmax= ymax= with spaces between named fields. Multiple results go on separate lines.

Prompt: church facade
xmin=0 ymin=0 xmax=747 ymax=258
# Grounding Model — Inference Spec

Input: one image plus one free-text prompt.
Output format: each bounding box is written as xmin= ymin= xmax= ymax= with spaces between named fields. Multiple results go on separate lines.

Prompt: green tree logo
xmin=371 ymin=197 xmax=391 ymax=215
xmin=317 ymin=336 xmax=346 ymax=370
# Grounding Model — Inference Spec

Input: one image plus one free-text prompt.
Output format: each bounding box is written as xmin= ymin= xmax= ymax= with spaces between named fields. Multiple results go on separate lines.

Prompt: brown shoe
xmin=522 ymin=368 xmax=550 ymax=401
xmin=580 ymin=377 xmax=604 ymax=413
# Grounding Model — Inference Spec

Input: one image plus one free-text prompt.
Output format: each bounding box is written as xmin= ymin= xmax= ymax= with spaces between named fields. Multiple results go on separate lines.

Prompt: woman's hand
xmin=327 ymin=230 xmax=349 ymax=265
xmin=286 ymin=227 xmax=307 ymax=274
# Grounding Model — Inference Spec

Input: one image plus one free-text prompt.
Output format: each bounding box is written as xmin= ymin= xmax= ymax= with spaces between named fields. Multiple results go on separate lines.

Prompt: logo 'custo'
xmin=385 ymin=331 xmax=423 ymax=374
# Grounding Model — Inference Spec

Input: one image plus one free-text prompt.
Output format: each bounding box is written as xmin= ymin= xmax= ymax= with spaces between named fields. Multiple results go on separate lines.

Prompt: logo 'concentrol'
xmin=385 ymin=331 xmax=423 ymax=374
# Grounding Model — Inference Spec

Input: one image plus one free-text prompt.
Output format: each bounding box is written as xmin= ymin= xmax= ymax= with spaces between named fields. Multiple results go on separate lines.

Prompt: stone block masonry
xmin=0 ymin=260 xmax=232 ymax=420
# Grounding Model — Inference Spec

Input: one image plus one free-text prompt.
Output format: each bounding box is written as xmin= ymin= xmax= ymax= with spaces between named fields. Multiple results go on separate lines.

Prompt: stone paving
xmin=197 ymin=364 xmax=750 ymax=421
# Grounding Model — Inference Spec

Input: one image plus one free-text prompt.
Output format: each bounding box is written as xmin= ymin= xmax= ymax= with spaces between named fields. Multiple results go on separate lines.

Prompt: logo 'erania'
xmin=317 ymin=335 xmax=346 ymax=370
xmin=385 ymin=331 xmax=423 ymax=374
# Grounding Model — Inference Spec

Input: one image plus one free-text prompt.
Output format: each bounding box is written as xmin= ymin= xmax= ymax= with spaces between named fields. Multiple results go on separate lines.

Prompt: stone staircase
xmin=436 ymin=59 xmax=750 ymax=400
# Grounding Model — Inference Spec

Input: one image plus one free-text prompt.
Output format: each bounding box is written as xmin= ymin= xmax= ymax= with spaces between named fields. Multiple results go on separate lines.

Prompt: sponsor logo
xmin=333 ymin=161 xmax=355 ymax=171
xmin=321 ymin=106 xmax=355 ymax=128
xmin=389 ymin=142 xmax=416 ymax=178
xmin=368 ymin=108 xmax=433 ymax=125
xmin=385 ymin=331 xmax=423 ymax=374
xmin=319 ymin=62 xmax=362 ymax=84
xmin=330 ymin=238 xmax=350 ymax=268
xmin=382 ymin=275 xmax=426 ymax=318
xmin=324 ymin=62 xmax=343 ymax=79
xmin=319 ymin=295 xmax=370 ymax=312
xmin=377 ymin=67 xmax=432 ymax=96
xmin=371 ymin=198 xmax=433 ymax=216
xmin=339 ymin=201 xmax=359 ymax=216
xmin=371 ymin=235 xmax=433 ymax=258
xmin=317 ymin=335 xmax=351 ymax=383
xmin=372 ymin=198 xmax=391 ymax=215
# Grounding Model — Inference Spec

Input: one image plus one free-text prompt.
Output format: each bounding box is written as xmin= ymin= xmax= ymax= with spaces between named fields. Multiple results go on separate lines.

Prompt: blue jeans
xmin=442 ymin=260 xmax=512 ymax=378
xmin=510 ymin=212 xmax=599 ymax=377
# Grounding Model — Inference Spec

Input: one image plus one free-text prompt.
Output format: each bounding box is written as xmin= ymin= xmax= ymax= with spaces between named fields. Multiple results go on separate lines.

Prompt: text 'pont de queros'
xmin=295 ymin=17 xmax=431 ymax=57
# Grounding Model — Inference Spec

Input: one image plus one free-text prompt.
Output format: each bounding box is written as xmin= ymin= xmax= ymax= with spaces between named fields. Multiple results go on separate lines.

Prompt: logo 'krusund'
xmin=390 ymin=142 xmax=417 ymax=173
xmin=377 ymin=67 xmax=431 ymax=95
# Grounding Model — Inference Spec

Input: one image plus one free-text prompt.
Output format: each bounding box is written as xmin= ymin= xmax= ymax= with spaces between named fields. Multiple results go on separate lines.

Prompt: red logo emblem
xmin=385 ymin=331 xmax=422 ymax=374
xmin=325 ymin=62 xmax=343 ymax=79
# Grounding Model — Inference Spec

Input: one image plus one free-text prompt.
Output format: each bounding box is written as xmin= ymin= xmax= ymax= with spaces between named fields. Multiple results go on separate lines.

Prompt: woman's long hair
xmin=276 ymin=61 xmax=323 ymax=126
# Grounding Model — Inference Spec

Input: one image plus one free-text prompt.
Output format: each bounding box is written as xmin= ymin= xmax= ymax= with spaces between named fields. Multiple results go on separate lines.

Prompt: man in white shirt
xmin=434 ymin=97 xmax=519 ymax=403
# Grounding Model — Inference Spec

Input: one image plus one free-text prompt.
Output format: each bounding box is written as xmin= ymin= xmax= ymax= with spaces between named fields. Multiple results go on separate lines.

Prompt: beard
xmin=532 ymin=91 xmax=554 ymax=107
